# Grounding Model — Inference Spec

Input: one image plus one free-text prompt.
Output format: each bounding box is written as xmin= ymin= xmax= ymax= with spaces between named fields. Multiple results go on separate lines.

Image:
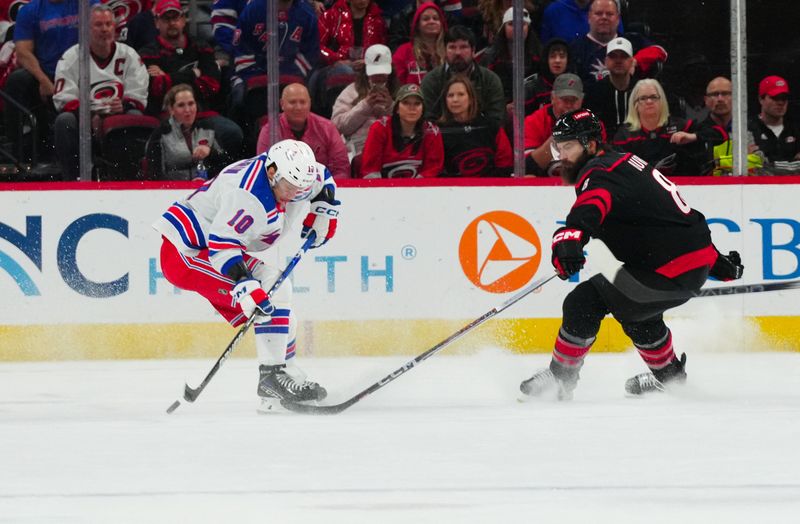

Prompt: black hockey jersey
xmin=565 ymin=150 xmax=717 ymax=278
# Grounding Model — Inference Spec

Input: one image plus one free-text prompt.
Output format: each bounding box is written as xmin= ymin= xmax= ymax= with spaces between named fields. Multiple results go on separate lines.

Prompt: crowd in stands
xmin=0 ymin=0 xmax=797 ymax=181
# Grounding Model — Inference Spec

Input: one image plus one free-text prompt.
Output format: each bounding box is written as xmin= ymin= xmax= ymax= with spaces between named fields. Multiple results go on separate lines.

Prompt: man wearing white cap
xmin=584 ymin=36 xmax=635 ymax=137
xmin=331 ymin=43 xmax=396 ymax=162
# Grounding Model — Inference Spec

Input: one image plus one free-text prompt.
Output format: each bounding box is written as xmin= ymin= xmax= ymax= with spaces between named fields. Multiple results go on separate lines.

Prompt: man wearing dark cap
xmin=524 ymin=72 xmax=585 ymax=174
xmin=749 ymin=75 xmax=800 ymax=173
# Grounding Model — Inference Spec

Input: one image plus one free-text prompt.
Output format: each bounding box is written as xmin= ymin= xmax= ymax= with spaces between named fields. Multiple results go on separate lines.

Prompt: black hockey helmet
xmin=552 ymin=109 xmax=603 ymax=147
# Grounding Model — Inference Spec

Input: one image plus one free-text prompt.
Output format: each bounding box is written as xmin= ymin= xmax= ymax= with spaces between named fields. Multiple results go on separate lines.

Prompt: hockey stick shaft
xmin=168 ymin=233 xmax=316 ymax=412
xmin=281 ymin=273 xmax=559 ymax=414
xmin=609 ymin=265 xmax=800 ymax=303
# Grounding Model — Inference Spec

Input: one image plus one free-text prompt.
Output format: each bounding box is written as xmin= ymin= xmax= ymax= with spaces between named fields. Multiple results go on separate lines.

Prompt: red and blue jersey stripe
xmin=163 ymin=203 xmax=206 ymax=250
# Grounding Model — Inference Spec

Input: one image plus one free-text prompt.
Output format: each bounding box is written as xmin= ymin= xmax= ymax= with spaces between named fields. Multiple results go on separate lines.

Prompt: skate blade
xmin=257 ymin=397 xmax=288 ymax=414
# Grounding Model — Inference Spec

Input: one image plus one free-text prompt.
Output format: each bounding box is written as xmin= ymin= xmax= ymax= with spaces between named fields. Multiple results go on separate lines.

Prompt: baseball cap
xmin=154 ymin=0 xmax=183 ymax=17
xmin=759 ymin=75 xmax=790 ymax=97
xmin=553 ymin=73 xmax=584 ymax=98
xmin=502 ymin=7 xmax=531 ymax=26
xmin=364 ymin=44 xmax=392 ymax=76
xmin=606 ymin=37 xmax=633 ymax=57
xmin=395 ymin=83 xmax=424 ymax=103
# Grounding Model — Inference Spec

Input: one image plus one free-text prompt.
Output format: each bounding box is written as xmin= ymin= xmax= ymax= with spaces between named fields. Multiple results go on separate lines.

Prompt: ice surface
xmin=2 ymin=351 xmax=800 ymax=523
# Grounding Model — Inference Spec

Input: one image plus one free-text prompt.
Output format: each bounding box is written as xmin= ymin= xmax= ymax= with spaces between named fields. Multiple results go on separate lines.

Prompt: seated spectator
xmin=256 ymin=83 xmax=351 ymax=179
xmin=477 ymin=0 xmax=535 ymax=45
xmin=140 ymin=0 xmax=243 ymax=157
xmin=749 ymin=75 xmax=800 ymax=174
xmin=0 ymin=0 xmax=27 ymax=114
xmin=331 ymin=43 xmax=396 ymax=162
xmin=144 ymin=84 xmax=231 ymax=180
xmin=392 ymin=2 xmax=446 ymax=86
xmin=360 ymin=83 xmax=444 ymax=178
xmin=387 ymin=0 xmax=461 ymax=52
xmin=569 ymin=0 xmax=665 ymax=86
xmin=480 ymin=7 xmax=541 ymax=115
xmin=310 ymin=0 xmax=387 ymax=118
xmin=101 ymin=0 xmax=152 ymax=43
xmin=232 ymin=0 xmax=320 ymax=134
xmin=210 ymin=0 xmax=247 ymax=66
xmin=583 ymin=36 xmax=636 ymax=137
xmin=438 ymin=75 xmax=511 ymax=176
xmin=540 ymin=0 xmax=622 ymax=44
xmin=613 ymin=78 xmax=724 ymax=176
xmin=701 ymin=76 xmax=764 ymax=176
xmin=4 ymin=0 xmax=98 ymax=159
xmin=52 ymin=4 xmax=148 ymax=180
xmin=421 ymin=25 xmax=504 ymax=123
xmin=522 ymin=37 xmax=571 ymax=114
xmin=524 ymin=72 xmax=584 ymax=175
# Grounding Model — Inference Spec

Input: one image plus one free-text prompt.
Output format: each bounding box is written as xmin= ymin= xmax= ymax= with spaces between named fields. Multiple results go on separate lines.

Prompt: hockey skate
xmin=625 ymin=353 xmax=687 ymax=396
xmin=257 ymin=364 xmax=327 ymax=412
xmin=520 ymin=363 xmax=579 ymax=401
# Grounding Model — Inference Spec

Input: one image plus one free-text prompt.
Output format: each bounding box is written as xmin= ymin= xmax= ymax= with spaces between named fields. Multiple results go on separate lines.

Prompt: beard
xmin=449 ymin=57 xmax=470 ymax=73
xmin=559 ymin=149 xmax=590 ymax=185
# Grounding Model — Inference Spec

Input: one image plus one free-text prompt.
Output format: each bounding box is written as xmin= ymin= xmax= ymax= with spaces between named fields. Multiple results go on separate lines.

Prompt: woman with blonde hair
xmin=438 ymin=75 xmax=512 ymax=176
xmin=392 ymin=2 xmax=447 ymax=85
xmin=613 ymin=79 xmax=724 ymax=176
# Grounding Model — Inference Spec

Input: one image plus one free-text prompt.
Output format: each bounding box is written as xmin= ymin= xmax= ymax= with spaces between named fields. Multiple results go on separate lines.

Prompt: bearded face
xmin=556 ymin=139 xmax=592 ymax=185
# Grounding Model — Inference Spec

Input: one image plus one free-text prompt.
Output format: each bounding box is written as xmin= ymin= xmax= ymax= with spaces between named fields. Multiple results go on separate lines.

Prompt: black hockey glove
xmin=551 ymin=227 xmax=586 ymax=280
xmin=709 ymin=250 xmax=744 ymax=281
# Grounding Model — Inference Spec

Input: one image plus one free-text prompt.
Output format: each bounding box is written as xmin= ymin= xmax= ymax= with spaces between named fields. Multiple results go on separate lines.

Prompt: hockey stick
xmin=607 ymin=264 xmax=800 ymax=303
xmin=280 ymin=273 xmax=559 ymax=415
xmin=166 ymin=233 xmax=316 ymax=414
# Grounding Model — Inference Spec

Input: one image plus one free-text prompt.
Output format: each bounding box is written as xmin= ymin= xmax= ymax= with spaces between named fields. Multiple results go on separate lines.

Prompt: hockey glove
xmin=231 ymin=279 xmax=275 ymax=320
xmin=709 ymin=250 xmax=744 ymax=281
xmin=302 ymin=185 xmax=340 ymax=248
xmin=551 ymin=227 xmax=586 ymax=280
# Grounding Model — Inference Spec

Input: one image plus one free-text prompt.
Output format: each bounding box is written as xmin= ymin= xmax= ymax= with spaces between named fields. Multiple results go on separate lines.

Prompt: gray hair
xmin=625 ymin=78 xmax=670 ymax=131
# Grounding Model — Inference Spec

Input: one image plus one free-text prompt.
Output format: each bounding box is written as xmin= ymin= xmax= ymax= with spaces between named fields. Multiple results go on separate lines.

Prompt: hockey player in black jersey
xmin=520 ymin=109 xmax=744 ymax=399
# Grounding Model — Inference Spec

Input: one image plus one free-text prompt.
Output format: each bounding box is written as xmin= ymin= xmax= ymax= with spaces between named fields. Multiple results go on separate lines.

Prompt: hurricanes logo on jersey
xmin=458 ymin=211 xmax=542 ymax=293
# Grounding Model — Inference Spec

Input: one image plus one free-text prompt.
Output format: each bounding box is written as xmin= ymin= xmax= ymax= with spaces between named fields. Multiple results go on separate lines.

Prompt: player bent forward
xmin=520 ymin=109 xmax=744 ymax=400
xmin=154 ymin=139 xmax=340 ymax=410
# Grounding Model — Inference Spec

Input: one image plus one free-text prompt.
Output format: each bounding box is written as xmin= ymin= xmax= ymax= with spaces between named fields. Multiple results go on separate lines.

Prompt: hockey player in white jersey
xmin=154 ymin=139 xmax=340 ymax=411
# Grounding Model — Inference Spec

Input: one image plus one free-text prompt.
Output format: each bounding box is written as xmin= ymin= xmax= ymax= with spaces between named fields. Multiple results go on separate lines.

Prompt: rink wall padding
xmin=1 ymin=178 xmax=800 ymax=361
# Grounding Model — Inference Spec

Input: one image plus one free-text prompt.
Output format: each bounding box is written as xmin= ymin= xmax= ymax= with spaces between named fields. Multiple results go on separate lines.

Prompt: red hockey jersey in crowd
xmin=360 ymin=115 xmax=444 ymax=178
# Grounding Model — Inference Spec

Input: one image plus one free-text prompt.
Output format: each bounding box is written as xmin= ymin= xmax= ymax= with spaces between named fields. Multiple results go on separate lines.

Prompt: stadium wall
xmin=1 ymin=177 xmax=799 ymax=361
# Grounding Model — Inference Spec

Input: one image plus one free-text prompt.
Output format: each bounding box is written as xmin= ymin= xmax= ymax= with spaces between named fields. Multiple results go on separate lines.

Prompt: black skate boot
xmin=625 ymin=353 xmax=687 ymax=395
xmin=258 ymin=364 xmax=327 ymax=411
xmin=520 ymin=361 xmax=580 ymax=401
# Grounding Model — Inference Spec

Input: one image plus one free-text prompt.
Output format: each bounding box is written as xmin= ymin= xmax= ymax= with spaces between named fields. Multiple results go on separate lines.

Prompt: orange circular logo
xmin=459 ymin=211 xmax=542 ymax=293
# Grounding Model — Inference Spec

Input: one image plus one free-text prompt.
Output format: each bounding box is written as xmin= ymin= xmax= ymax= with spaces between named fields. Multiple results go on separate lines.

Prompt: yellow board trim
xmin=1 ymin=316 xmax=798 ymax=361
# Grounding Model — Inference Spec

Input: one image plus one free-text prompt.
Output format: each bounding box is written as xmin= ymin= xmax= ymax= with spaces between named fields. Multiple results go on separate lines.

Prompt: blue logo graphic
xmin=0 ymin=217 xmax=42 ymax=296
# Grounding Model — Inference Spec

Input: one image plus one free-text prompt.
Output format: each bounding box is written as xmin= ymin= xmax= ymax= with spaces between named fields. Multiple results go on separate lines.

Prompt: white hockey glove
xmin=231 ymin=279 xmax=275 ymax=320
xmin=302 ymin=186 xmax=340 ymax=248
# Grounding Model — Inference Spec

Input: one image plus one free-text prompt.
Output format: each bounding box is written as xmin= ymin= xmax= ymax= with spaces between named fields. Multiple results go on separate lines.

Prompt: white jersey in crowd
xmin=153 ymin=154 xmax=336 ymax=277
xmin=53 ymin=41 xmax=148 ymax=113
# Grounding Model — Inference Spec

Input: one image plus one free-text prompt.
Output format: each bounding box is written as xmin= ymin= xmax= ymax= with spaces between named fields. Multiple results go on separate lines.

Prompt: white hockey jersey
xmin=153 ymin=154 xmax=336 ymax=277
xmin=53 ymin=41 xmax=148 ymax=113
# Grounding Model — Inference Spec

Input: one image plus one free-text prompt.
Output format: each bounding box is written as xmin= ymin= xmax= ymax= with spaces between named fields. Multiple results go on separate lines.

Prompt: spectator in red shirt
xmin=392 ymin=2 xmax=446 ymax=86
xmin=524 ymin=72 xmax=583 ymax=175
xmin=360 ymin=83 xmax=444 ymax=178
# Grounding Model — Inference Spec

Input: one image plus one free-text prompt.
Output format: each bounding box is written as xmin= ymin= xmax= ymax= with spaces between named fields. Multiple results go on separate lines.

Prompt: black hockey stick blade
xmin=280 ymin=273 xmax=559 ymax=415
xmin=609 ymin=264 xmax=800 ymax=304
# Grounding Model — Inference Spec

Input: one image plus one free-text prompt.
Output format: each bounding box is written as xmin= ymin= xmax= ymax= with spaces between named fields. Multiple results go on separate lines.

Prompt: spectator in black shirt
xmin=584 ymin=36 xmax=635 ymax=138
xmin=749 ymin=75 xmax=800 ymax=174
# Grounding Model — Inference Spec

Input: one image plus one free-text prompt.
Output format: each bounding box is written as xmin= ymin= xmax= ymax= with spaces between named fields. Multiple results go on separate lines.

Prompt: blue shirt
xmin=540 ymin=0 xmax=623 ymax=44
xmin=14 ymin=0 xmax=99 ymax=76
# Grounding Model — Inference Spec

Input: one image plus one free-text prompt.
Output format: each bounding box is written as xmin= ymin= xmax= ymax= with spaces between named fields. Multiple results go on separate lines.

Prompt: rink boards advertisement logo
xmin=459 ymin=211 xmax=542 ymax=293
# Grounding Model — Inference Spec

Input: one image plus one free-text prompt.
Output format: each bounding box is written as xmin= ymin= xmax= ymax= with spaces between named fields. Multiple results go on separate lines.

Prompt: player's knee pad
xmin=561 ymin=281 xmax=608 ymax=340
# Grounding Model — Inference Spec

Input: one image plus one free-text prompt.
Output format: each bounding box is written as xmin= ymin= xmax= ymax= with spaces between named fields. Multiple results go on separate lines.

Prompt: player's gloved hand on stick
xmin=231 ymin=279 xmax=275 ymax=319
xmin=551 ymin=227 xmax=586 ymax=280
xmin=709 ymin=250 xmax=744 ymax=281
xmin=302 ymin=185 xmax=340 ymax=248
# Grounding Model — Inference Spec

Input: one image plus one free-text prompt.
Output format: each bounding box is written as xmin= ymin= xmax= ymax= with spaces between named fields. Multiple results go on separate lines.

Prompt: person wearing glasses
xmin=612 ymin=78 xmax=724 ymax=176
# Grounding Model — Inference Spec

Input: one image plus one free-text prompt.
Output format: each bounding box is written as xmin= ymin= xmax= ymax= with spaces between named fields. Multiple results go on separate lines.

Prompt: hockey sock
xmin=255 ymin=308 xmax=291 ymax=366
xmin=634 ymin=329 xmax=675 ymax=371
xmin=551 ymin=327 xmax=595 ymax=374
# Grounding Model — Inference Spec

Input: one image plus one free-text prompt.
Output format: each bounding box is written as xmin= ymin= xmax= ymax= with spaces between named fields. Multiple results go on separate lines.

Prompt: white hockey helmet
xmin=265 ymin=139 xmax=317 ymax=189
